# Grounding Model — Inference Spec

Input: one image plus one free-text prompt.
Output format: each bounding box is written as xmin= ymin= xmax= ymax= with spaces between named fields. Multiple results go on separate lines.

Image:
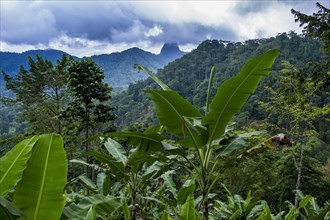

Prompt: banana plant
xmin=210 ymin=191 xmax=264 ymax=220
xmin=294 ymin=190 xmax=330 ymax=220
xmin=256 ymin=190 xmax=330 ymax=220
xmin=135 ymin=49 xmax=279 ymax=219
xmin=82 ymin=129 xmax=183 ymax=219
xmin=63 ymin=164 xmax=123 ymax=220
xmin=259 ymin=201 xmax=299 ymax=220
xmin=0 ymin=134 xmax=68 ymax=220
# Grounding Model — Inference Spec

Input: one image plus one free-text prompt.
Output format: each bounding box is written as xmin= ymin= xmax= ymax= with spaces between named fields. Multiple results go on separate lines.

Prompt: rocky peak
xmin=159 ymin=43 xmax=185 ymax=59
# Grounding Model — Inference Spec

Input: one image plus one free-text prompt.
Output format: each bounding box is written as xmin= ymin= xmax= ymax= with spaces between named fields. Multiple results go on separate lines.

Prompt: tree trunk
xmin=203 ymin=190 xmax=209 ymax=220
xmin=201 ymin=170 xmax=209 ymax=220
xmin=294 ymin=145 xmax=304 ymax=207
xmin=85 ymin=106 xmax=89 ymax=177
xmin=55 ymin=87 xmax=62 ymax=134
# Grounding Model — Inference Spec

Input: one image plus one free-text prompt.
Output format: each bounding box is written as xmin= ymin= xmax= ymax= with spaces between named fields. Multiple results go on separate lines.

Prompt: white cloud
xmin=1 ymin=1 xmax=58 ymax=44
xmin=48 ymin=34 xmax=163 ymax=57
xmin=0 ymin=41 xmax=47 ymax=53
xmin=180 ymin=43 xmax=198 ymax=52
xmin=1 ymin=0 xmax=327 ymax=56
xmin=1 ymin=34 xmax=166 ymax=58
xmin=144 ymin=25 xmax=163 ymax=37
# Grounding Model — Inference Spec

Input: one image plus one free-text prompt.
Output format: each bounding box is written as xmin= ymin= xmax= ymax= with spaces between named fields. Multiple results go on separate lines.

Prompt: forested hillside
xmin=113 ymin=32 xmax=328 ymax=138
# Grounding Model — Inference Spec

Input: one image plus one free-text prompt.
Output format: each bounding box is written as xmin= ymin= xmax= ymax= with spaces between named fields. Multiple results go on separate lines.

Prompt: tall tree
xmin=2 ymin=54 xmax=70 ymax=134
xmin=291 ymin=2 xmax=330 ymax=91
xmin=261 ymin=59 xmax=330 ymax=207
xmin=291 ymin=2 xmax=330 ymax=53
xmin=64 ymin=58 xmax=115 ymax=176
xmin=257 ymin=3 xmax=330 ymax=208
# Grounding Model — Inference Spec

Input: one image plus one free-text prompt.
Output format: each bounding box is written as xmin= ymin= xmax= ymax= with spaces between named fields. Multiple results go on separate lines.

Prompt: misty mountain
xmin=0 ymin=43 xmax=186 ymax=91
xmin=91 ymin=43 xmax=186 ymax=90
xmin=0 ymin=49 xmax=74 ymax=91
xmin=0 ymin=49 xmax=73 ymax=74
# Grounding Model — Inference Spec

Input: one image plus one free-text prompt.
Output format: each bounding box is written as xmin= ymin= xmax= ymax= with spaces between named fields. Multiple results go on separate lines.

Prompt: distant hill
xmin=0 ymin=49 xmax=73 ymax=75
xmin=0 ymin=49 xmax=74 ymax=91
xmin=91 ymin=43 xmax=186 ymax=90
xmin=0 ymin=44 xmax=186 ymax=91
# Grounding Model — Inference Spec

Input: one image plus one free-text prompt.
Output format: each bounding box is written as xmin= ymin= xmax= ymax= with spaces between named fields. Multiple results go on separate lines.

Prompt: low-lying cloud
xmin=1 ymin=1 xmax=326 ymax=57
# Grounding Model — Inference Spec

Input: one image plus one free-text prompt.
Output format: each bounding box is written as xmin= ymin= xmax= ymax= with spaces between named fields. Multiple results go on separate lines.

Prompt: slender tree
xmin=260 ymin=60 xmax=330 ymax=207
xmin=289 ymin=3 xmax=330 ymax=207
xmin=65 ymin=57 xmax=115 ymax=177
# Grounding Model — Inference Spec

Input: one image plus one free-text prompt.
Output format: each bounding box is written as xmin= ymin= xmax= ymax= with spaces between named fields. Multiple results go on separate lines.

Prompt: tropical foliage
xmin=0 ymin=134 xmax=67 ymax=219
xmin=0 ymin=3 xmax=329 ymax=219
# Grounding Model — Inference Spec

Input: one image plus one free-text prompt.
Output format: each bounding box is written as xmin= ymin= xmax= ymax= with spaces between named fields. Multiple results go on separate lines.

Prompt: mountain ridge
xmin=0 ymin=43 xmax=186 ymax=91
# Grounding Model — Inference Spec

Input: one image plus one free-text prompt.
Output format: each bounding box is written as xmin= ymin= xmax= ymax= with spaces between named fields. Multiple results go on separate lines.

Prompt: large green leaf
xmin=96 ymin=172 xmax=106 ymax=194
xmin=179 ymin=194 xmax=195 ymax=220
xmin=178 ymin=117 xmax=208 ymax=150
xmin=12 ymin=134 xmax=67 ymax=220
xmin=177 ymin=179 xmax=196 ymax=205
xmin=215 ymin=131 xmax=264 ymax=158
xmin=101 ymin=132 xmax=166 ymax=153
xmin=0 ymin=136 xmax=39 ymax=196
xmin=134 ymin=64 xmax=171 ymax=91
xmin=70 ymin=159 xmax=106 ymax=172
xmin=77 ymin=174 xmax=97 ymax=193
xmin=0 ymin=197 xmax=27 ymax=219
xmin=62 ymin=194 xmax=121 ymax=219
xmin=86 ymin=151 xmax=127 ymax=179
xmin=202 ymin=49 xmax=280 ymax=143
xmin=146 ymin=90 xmax=202 ymax=137
xmin=296 ymin=191 xmax=330 ymax=220
xmin=104 ymin=138 xmax=127 ymax=163
xmin=86 ymin=205 xmax=96 ymax=220
xmin=161 ymin=171 xmax=178 ymax=198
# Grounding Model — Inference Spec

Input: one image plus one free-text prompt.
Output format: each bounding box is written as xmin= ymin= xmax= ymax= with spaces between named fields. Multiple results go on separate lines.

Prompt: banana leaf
xmin=107 ymin=132 xmax=165 ymax=153
xmin=77 ymin=174 xmax=98 ymax=193
xmin=178 ymin=117 xmax=207 ymax=149
xmin=215 ymin=131 xmax=265 ymax=158
xmin=180 ymin=194 xmax=195 ymax=220
xmin=177 ymin=179 xmax=195 ymax=205
xmin=202 ymin=49 xmax=280 ymax=143
xmin=86 ymin=205 xmax=96 ymax=220
xmin=104 ymin=138 xmax=127 ymax=163
xmin=0 ymin=197 xmax=27 ymax=219
xmin=62 ymin=194 xmax=120 ymax=219
xmin=96 ymin=172 xmax=106 ymax=194
xmin=161 ymin=171 xmax=178 ymax=198
xmin=12 ymin=134 xmax=67 ymax=220
xmin=146 ymin=90 xmax=202 ymax=137
xmin=0 ymin=136 xmax=38 ymax=196
xmin=85 ymin=150 xmax=127 ymax=179
xmin=134 ymin=64 xmax=171 ymax=91
xmin=70 ymin=159 xmax=106 ymax=172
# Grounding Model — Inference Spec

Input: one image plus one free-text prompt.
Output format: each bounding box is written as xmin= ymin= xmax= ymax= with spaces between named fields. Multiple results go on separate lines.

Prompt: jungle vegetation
xmin=0 ymin=3 xmax=329 ymax=220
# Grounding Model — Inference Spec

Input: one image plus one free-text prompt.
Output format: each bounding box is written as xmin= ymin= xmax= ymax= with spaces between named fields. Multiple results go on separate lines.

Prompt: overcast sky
xmin=0 ymin=0 xmax=327 ymax=57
